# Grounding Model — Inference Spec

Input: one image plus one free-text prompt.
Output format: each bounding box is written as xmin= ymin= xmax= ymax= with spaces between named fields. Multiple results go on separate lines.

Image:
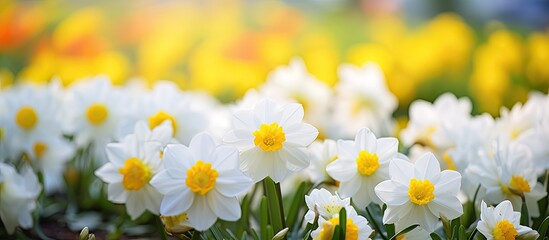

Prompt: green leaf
xmin=386 ymin=223 xmax=395 ymax=239
xmin=209 ymin=224 xmax=224 ymax=240
xmin=266 ymin=225 xmax=274 ymax=240
xmin=339 ymin=207 xmax=347 ymax=239
xmin=263 ymin=177 xmax=285 ymax=233
xmin=332 ymin=225 xmax=341 ymax=240
xmin=520 ymin=199 xmax=529 ymax=226
xmin=260 ymin=196 xmax=269 ymax=240
xmin=459 ymin=225 xmax=466 ymax=240
xmin=467 ymin=228 xmax=478 ymax=240
xmin=389 ymin=224 xmax=418 ymax=240
xmin=286 ymin=182 xmax=308 ymax=230
xmin=191 ymin=231 xmax=202 ymax=240
xmin=365 ymin=205 xmax=388 ymax=240
xmin=236 ymin=194 xmax=250 ymax=238
xmin=430 ymin=232 xmax=442 ymax=240
xmin=538 ymin=216 xmax=549 ymax=239
xmin=450 ymin=217 xmax=460 ymax=239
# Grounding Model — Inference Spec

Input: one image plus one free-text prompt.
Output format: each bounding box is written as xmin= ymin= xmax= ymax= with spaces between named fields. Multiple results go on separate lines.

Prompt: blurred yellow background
xmin=1 ymin=0 xmax=548 ymax=115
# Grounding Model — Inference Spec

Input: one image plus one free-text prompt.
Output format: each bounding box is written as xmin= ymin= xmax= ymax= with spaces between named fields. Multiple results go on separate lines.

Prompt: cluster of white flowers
xmin=1 ymin=58 xmax=547 ymax=238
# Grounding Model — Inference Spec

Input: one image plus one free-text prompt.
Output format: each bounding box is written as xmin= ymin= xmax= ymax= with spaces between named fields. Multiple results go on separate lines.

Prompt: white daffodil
xmin=466 ymin=142 xmax=546 ymax=218
xmin=477 ymin=200 xmax=539 ymax=240
xmin=94 ymin=121 xmax=172 ymax=220
xmin=304 ymin=188 xmax=352 ymax=224
xmin=326 ymin=128 xmax=398 ymax=208
xmin=25 ymin=136 xmax=75 ymax=194
xmin=64 ymin=76 xmax=129 ymax=163
xmin=311 ymin=207 xmax=373 ymax=240
xmin=260 ymin=58 xmax=333 ymax=135
xmin=375 ymin=152 xmax=463 ymax=232
xmin=0 ymin=163 xmax=42 ymax=234
xmin=332 ymin=62 xmax=397 ymax=138
xmin=306 ymin=139 xmax=338 ymax=184
xmin=3 ymin=84 xmax=64 ymax=160
xmin=128 ymin=81 xmax=210 ymax=145
xmin=150 ymin=133 xmax=253 ymax=231
xmin=223 ymin=98 xmax=318 ymax=183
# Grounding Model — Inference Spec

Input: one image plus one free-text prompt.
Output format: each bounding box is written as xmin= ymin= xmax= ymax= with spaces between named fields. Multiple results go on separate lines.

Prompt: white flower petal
xmin=284 ymin=123 xmax=318 ymax=147
xmin=232 ymin=110 xmax=257 ymax=130
xmin=355 ymin=128 xmax=377 ymax=152
xmin=189 ymin=132 xmax=216 ymax=162
xmin=95 ymin=163 xmax=122 ymax=184
xmin=376 ymin=137 xmax=398 ymax=162
xmin=107 ymin=182 xmax=128 ymax=203
xmin=105 ymin=143 xmax=129 ymax=167
xmin=389 ymin=158 xmax=414 ymax=185
xmin=207 ymin=190 xmax=241 ymax=221
xmin=326 ymin=159 xmax=357 ymax=182
xmin=375 ymin=180 xmax=409 ymax=206
xmin=126 ymin=192 xmax=146 ymax=220
xmin=187 ymin=196 xmax=217 ymax=231
xmin=433 ymin=170 xmax=461 ymax=196
xmin=160 ymin=188 xmax=194 ymax=216
xmin=280 ymin=147 xmax=310 ymax=171
xmin=278 ymin=103 xmax=304 ymax=127
xmin=223 ymin=130 xmax=254 ymax=151
xmin=164 ymin=144 xmax=194 ymax=170
xmin=337 ymin=140 xmax=359 ymax=161
xmin=428 ymin=196 xmax=463 ymax=220
xmin=414 ymin=152 xmax=441 ymax=180
xmin=150 ymin=171 xmax=185 ymax=195
xmin=212 ymin=145 xmax=240 ymax=172
xmin=215 ymin=172 xmax=253 ymax=197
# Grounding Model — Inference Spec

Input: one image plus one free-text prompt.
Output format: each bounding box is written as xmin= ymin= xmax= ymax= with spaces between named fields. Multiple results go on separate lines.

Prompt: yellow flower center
xmin=119 ymin=158 xmax=152 ymax=191
xmin=253 ymin=122 xmax=286 ymax=152
xmin=493 ymin=220 xmax=517 ymax=240
xmin=408 ymin=178 xmax=435 ymax=205
xmin=443 ymin=152 xmax=457 ymax=171
xmin=33 ymin=142 xmax=48 ymax=159
xmin=149 ymin=111 xmax=177 ymax=135
xmin=186 ymin=160 xmax=218 ymax=195
xmin=356 ymin=150 xmax=379 ymax=176
xmin=509 ymin=175 xmax=531 ymax=193
xmin=86 ymin=103 xmax=109 ymax=126
xmin=316 ymin=217 xmax=359 ymax=240
xmin=15 ymin=106 xmax=38 ymax=130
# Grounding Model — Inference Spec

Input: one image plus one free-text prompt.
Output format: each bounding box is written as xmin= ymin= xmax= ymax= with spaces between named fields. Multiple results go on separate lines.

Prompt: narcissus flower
xmin=327 ymin=128 xmax=398 ymax=208
xmin=306 ymin=139 xmax=338 ymax=184
xmin=95 ymin=121 xmax=172 ymax=220
xmin=311 ymin=207 xmax=373 ymax=240
xmin=375 ymin=152 xmax=463 ymax=232
xmin=477 ymin=200 xmax=539 ymax=240
xmin=223 ymin=98 xmax=318 ymax=183
xmin=3 ymin=84 xmax=64 ymax=160
xmin=466 ymin=142 xmax=546 ymax=218
xmin=64 ymin=76 xmax=129 ymax=162
xmin=332 ymin=63 xmax=397 ymax=138
xmin=150 ymin=133 xmax=253 ymax=231
xmin=0 ymin=163 xmax=42 ymax=234
xmin=304 ymin=188 xmax=352 ymax=224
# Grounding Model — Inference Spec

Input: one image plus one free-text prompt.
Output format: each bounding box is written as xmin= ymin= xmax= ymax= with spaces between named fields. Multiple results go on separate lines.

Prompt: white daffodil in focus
xmin=223 ymin=98 xmax=318 ymax=183
xmin=25 ymin=136 xmax=75 ymax=194
xmin=311 ymin=207 xmax=373 ymax=240
xmin=332 ymin=62 xmax=397 ymax=138
xmin=64 ymin=76 xmax=128 ymax=163
xmin=326 ymin=128 xmax=398 ymax=208
xmin=304 ymin=188 xmax=352 ymax=224
xmin=150 ymin=133 xmax=253 ymax=231
xmin=0 ymin=163 xmax=42 ymax=234
xmin=375 ymin=152 xmax=463 ymax=232
xmin=477 ymin=200 xmax=539 ymax=240
xmin=306 ymin=139 xmax=338 ymax=184
xmin=94 ymin=121 xmax=172 ymax=220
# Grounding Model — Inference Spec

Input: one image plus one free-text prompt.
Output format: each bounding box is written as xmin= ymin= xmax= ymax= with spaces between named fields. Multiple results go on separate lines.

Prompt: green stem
xmin=365 ymin=206 xmax=388 ymax=240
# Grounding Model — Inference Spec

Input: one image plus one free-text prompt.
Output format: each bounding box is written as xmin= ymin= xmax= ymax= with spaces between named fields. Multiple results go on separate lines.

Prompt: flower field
xmin=1 ymin=0 xmax=549 ymax=239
